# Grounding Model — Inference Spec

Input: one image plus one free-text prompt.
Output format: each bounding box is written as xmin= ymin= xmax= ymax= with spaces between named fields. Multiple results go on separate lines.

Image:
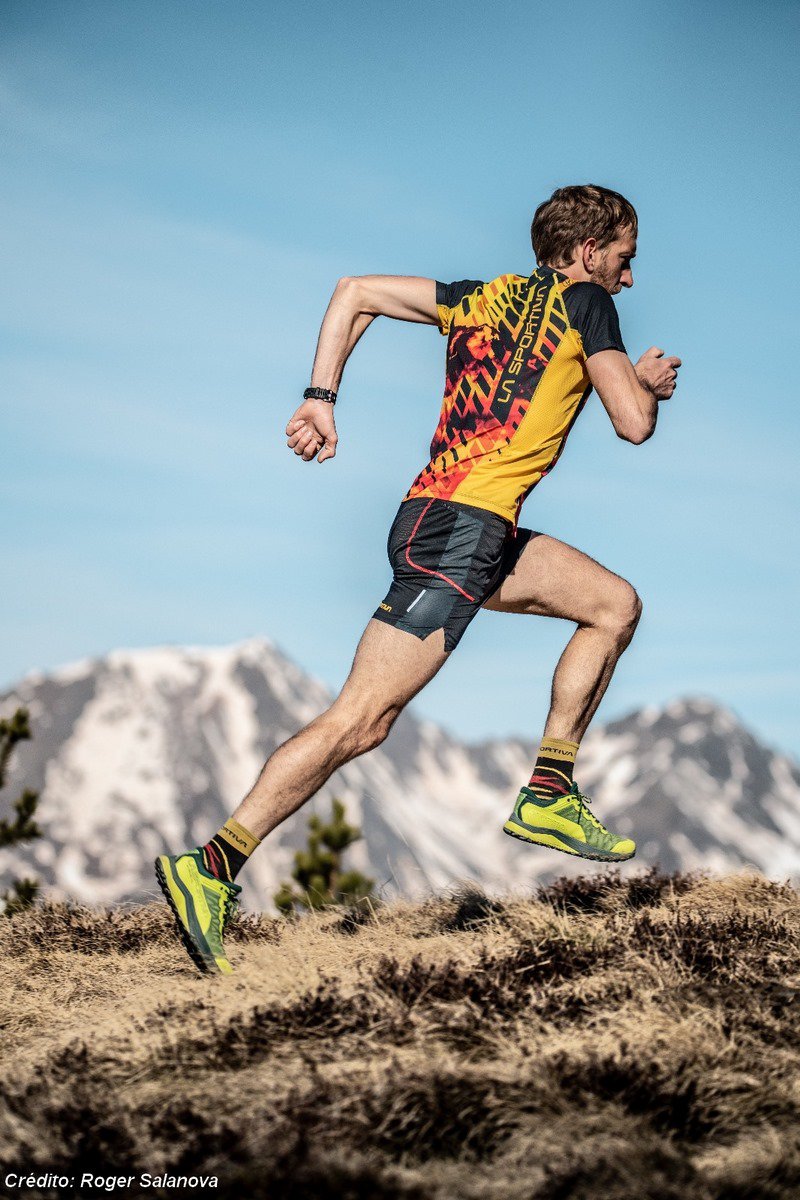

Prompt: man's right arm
xmin=587 ymin=347 xmax=681 ymax=444
xmin=344 ymin=275 xmax=440 ymax=324
xmin=286 ymin=276 xmax=439 ymax=463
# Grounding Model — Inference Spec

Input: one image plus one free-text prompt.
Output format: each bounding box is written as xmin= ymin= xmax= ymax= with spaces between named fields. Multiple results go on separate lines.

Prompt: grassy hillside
xmin=0 ymin=870 xmax=798 ymax=1199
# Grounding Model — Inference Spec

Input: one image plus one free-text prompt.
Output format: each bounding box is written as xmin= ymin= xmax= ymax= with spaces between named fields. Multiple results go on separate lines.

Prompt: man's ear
xmin=581 ymin=237 xmax=598 ymax=274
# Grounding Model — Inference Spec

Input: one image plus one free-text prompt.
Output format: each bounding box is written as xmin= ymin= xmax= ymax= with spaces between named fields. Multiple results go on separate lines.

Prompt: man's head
xmin=531 ymin=185 xmax=638 ymax=294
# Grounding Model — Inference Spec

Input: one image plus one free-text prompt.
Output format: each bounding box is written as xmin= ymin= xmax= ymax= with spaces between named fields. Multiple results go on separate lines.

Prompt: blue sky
xmin=2 ymin=0 xmax=799 ymax=757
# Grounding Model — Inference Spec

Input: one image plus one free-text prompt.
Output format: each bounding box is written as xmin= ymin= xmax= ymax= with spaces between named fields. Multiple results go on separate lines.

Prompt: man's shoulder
xmin=485 ymin=272 xmax=529 ymax=290
xmin=561 ymin=282 xmax=626 ymax=357
xmin=438 ymin=273 xmax=527 ymax=294
xmin=562 ymin=280 xmax=613 ymax=301
xmin=563 ymin=279 xmax=618 ymax=309
xmin=437 ymin=274 xmax=529 ymax=319
xmin=561 ymin=280 xmax=618 ymax=325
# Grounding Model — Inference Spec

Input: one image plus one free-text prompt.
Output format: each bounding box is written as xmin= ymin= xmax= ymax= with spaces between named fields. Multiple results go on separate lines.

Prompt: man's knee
xmin=359 ymin=707 xmax=401 ymax=753
xmin=323 ymin=702 xmax=401 ymax=757
xmin=597 ymin=580 xmax=643 ymax=643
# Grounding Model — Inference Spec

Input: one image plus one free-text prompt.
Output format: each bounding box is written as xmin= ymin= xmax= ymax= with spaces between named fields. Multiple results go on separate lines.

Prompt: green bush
xmin=274 ymin=797 xmax=374 ymax=915
xmin=1 ymin=707 xmax=42 ymax=916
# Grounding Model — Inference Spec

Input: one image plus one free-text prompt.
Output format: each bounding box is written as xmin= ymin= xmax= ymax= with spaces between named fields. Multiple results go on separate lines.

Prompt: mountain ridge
xmin=2 ymin=637 xmax=798 ymax=911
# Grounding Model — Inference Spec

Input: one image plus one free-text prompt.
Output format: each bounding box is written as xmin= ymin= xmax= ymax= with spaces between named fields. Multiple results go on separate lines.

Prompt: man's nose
xmin=621 ymin=270 xmax=634 ymax=288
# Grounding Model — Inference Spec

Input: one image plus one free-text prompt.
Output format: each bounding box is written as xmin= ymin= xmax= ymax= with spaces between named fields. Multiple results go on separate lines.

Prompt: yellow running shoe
xmin=155 ymin=850 xmax=241 ymax=974
xmin=503 ymin=782 xmax=635 ymax=862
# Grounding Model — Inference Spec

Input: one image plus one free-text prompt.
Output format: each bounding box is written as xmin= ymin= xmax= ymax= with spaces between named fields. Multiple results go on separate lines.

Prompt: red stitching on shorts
xmin=405 ymin=499 xmax=476 ymax=602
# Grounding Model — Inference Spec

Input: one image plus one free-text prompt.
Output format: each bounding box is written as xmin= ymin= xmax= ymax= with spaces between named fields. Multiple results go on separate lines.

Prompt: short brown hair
xmin=531 ymin=185 xmax=638 ymax=268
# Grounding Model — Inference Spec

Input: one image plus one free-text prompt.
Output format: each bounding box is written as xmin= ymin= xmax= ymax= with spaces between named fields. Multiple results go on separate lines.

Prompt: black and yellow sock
xmin=200 ymin=818 xmax=261 ymax=883
xmin=528 ymin=737 xmax=579 ymax=800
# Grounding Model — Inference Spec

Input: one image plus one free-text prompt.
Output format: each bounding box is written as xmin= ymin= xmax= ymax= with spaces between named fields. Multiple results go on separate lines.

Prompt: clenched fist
xmin=635 ymin=346 xmax=682 ymax=400
xmin=285 ymin=398 xmax=339 ymax=464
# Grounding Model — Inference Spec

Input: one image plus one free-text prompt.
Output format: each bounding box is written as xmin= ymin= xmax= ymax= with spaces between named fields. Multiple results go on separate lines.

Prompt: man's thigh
xmin=372 ymin=496 xmax=512 ymax=653
xmin=482 ymin=530 xmax=634 ymax=624
xmin=336 ymin=618 xmax=449 ymax=716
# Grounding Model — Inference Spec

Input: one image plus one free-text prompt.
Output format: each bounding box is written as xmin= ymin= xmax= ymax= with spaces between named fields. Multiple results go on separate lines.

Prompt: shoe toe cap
xmin=614 ymin=837 xmax=636 ymax=857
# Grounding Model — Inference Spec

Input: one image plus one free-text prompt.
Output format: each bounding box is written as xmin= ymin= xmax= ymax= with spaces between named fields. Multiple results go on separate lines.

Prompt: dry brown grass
xmin=0 ymin=869 xmax=798 ymax=1199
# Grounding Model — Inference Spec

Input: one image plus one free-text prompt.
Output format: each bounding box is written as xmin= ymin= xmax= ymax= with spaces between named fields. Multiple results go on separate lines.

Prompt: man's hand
xmin=635 ymin=346 xmax=682 ymax=400
xmin=285 ymin=276 xmax=436 ymax=467
xmin=285 ymin=398 xmax=338 ymax=463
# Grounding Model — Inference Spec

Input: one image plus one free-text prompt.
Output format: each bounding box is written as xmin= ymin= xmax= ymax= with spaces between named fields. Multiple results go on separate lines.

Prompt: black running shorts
xmin=372 ymin=497 xmax=531 ymax=652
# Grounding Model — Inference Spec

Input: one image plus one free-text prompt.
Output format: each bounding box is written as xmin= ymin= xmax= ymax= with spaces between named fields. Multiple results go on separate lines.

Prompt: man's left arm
xmin=587 ymin=347 xmax=681 ymax=443
xmin=565 ymin=282 xmax=681 ymax=444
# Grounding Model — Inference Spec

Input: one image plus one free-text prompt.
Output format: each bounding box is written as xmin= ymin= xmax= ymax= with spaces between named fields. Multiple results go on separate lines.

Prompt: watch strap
xmin=303 ymin=386 xmax=337 ymax=404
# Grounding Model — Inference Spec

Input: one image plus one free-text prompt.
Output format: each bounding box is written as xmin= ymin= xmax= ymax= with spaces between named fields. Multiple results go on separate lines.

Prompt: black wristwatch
xmin=303 ymin=386 xmax=337 ymax=405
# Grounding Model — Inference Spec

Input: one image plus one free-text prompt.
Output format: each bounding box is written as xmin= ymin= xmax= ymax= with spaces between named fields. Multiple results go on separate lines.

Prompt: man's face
xmin=593 ymin=227 xmax=637 ymax=294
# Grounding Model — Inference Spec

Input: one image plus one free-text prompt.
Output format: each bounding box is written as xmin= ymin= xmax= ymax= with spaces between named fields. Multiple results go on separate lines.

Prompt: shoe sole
xmin=154 ymin=856 xmax=222 ymax=975
xmin=503 ymin=819 xmax=635 ymax=863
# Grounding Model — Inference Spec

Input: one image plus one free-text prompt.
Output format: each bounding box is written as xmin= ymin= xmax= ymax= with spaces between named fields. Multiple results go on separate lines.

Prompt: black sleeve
xmin=563 ymin=282 xmax=626 ymax=359
xmin=435 ymin=279 xmax=484 ymax=309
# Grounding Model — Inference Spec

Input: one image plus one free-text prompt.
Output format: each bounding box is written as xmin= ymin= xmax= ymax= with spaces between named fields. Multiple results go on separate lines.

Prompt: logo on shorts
xmin=379 ymin=602 xmax=392 ymax=612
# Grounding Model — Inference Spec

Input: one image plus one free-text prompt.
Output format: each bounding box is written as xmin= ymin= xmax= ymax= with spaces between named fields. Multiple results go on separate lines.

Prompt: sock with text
xmin=527 ymin=737 xmax=579 ymax=801
xmin=200 ymin=818 xmax=261 ymax=883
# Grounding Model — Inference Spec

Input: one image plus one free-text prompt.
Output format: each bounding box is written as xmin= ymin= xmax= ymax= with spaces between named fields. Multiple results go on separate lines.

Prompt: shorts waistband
xmin=401 ymin=495 xmax=513 ymax=531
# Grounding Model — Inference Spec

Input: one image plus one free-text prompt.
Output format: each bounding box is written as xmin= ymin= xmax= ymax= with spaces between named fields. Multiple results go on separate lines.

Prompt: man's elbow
xmin=617 ymin=419 xmax=655 ymax=445
xmin=336 ymin=275 xmax=372 ymax=313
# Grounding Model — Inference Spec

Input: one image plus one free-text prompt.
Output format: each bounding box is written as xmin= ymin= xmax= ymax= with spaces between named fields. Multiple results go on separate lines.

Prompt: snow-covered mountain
xmin=1 ymin=637 xmax=798 ymax=911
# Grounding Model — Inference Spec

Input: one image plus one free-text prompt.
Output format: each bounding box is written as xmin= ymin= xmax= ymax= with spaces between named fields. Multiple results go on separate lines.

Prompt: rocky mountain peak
xmin=2 ymin=641 xmax=798 ymax=910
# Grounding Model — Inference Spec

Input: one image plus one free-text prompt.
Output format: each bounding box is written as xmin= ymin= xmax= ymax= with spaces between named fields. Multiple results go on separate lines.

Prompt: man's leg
xmin=156 ymin=619 xmax=450 ymax=972
xmin=484 ymin=531 xmax=641 ymax=861
xmin=232 ymin=618 xmax=449 ymax=840
xmin=483 ymin=531 xmax=642 ymax=743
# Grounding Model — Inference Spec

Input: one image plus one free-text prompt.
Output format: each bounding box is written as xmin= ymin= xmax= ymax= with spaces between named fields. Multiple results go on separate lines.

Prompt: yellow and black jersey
xmin=403 ymin=265 xmax=626 ymax=524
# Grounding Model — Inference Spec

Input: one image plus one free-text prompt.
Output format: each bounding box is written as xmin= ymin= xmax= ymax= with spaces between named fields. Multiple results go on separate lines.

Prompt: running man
xmin=156 ymin=185 xmax=681 ymax=973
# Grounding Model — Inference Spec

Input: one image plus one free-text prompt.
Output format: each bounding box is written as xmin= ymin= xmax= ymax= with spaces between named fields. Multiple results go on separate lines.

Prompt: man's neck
xmin=542 ymin=260 xmax=590 ymax=283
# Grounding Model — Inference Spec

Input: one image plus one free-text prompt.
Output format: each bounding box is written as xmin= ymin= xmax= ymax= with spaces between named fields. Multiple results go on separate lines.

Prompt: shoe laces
xmin=204 ymin=877 xmax=240 ymax=934
xmin=571 ymin=784 xmax=609 ymax=833
xmin=221 ymin=884 xmax=241 ymax=931
xmin=222 ymin=896 xmax=238 ymax=930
